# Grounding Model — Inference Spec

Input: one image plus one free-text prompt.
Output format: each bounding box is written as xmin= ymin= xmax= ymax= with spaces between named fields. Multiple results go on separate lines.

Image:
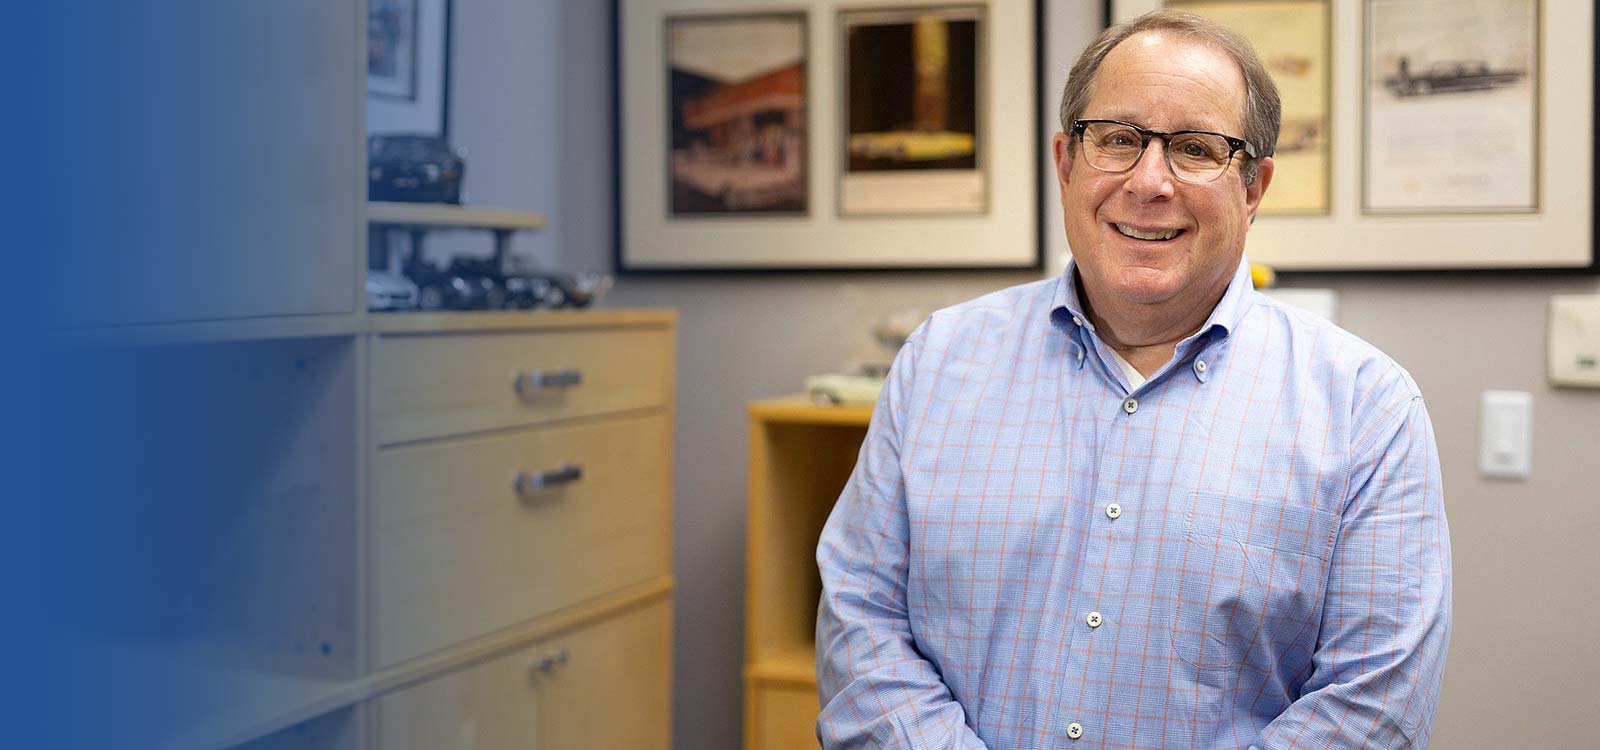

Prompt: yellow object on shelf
xmin=1250 ymin=263 xmax=1277 ymax=289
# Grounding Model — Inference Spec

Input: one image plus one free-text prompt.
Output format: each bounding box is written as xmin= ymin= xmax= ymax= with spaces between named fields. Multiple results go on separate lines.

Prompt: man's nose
xmin=1124 ymin=139 xmax=1176 ymax=198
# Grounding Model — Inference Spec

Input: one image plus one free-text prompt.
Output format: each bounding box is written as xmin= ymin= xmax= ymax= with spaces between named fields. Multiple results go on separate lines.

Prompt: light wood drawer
xmin=377 ymin=598 xmax=671 ymax=750
xmin=370 ymin=414 xmax=672 ymax=668
xmin=372 ymin=326 xmax=672 ymax=445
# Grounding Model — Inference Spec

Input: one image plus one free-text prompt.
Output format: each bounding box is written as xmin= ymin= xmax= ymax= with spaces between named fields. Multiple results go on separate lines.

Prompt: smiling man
xmin=816 ymin=10 xmax=1451 ymax=750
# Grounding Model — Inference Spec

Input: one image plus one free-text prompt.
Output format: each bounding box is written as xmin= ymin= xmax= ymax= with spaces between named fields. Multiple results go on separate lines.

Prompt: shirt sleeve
xmin=1252 ymin=394 xmax=1453 ymax=749
xmin=814 ymin=326 xmax=990 ymax=750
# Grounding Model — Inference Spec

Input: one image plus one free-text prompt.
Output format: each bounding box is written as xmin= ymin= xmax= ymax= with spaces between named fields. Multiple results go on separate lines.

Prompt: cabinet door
xmin=50 ymin=0 xmax=360 ymax=327
xmin=538 ymin=600 xmax=672 ymax=750
xmin=377 ymin=645 xmax=543 ymax=750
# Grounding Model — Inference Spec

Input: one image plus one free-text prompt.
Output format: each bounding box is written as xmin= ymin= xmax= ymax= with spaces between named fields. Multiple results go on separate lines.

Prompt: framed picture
xmin=1363 ymin=0 xmax=1537 ymax=214
xmin=1166 ymin=1 xmax=1330 ymax=216
xmin=615 ymin=0 xmax=1041 ymax=272
xmin=1107 ymin=0 xmax=1596 ymax=271
xmin=368 ymin=0 xmax=451 ymax=137
xmin=840 ymin=6 xmax=986 ymax=216
xmin=667 ymin=14 xmax=809 ymax=216
xmin=368 ymin=0 xmax=418 ymax=100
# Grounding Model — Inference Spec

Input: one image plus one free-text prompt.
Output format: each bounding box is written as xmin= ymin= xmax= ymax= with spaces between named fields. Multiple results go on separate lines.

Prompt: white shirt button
xmin=1105 ymin=503 xmax=1121 ymax=519
xmin=1072 ymin=315 xmax=1084 ymax=326
xmin=1067 ymin=722 xmax=1084 ymax=739
xmin=1195 ymin=358 xmax=1208 ymax=373
xmin=1086 ymin=611 xmax=1103 ymax=628
xmin=1122 ymin=397 xmax=1138 ymax=414
xmin=1075 ymin=346 xmax=1084 ymax=361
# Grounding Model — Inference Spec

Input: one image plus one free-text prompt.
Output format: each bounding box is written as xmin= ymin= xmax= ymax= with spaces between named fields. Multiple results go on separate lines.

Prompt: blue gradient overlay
xmin=35 ymin=3 xmax=365 ymax=748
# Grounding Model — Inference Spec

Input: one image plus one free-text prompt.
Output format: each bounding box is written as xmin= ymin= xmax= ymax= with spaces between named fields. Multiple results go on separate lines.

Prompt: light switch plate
xmin=1548 ymin=295 xmax=1600 ymax=388
xmin=1479 ymin=390 xmax=1533 ymax=479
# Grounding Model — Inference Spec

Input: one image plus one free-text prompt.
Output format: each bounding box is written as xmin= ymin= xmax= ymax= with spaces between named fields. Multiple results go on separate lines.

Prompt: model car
xmin=368 ymin=134 xmax=466 ymax=204
xmin=1384 ymin=59 xmax=1526 ymax=97
xmin=365 ymin=270 xmax=419 ymax=311
xmin=804 ymin=373 xmax=885 ymax=406
xmin=407 ymin=259 xmax=502 ymax=311
xmin=504 ymin=275 xmax=562 ymax=309
xmin=531 ymin=271 xmax=613 ymax=309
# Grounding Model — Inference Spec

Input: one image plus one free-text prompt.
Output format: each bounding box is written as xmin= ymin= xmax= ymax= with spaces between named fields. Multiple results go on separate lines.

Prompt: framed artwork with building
xmin=1109 ymin=0 xmax=1596 ymax=271
xmin=615 ymin=0 xmax=1042 ymax=272
xmin=666 ymin=14 xmax=809 ymax=216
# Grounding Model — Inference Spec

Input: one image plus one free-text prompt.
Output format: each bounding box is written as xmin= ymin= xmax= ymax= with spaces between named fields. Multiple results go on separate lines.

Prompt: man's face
xmin=1053 ymin=32 xmax=1273 ymax=316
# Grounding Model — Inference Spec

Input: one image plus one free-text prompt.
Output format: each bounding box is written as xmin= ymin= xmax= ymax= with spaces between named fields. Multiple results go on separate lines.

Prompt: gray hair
xmin=1058 ymin=10 xmax=1281 ymax=185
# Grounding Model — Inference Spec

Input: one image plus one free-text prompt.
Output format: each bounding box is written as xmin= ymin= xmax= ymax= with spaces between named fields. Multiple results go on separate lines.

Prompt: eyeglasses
xmin=1071 ymin=119 xmax=1257 ymax=184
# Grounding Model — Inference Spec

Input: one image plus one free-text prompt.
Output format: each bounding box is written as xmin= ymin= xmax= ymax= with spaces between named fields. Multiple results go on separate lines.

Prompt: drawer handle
xmin=531 ymin=647 xmax=570 ymax=675
xmin=514 ymin=369 xmax=583 ymax=395
xmin=514 ymin=464 xmax=583 ymax=494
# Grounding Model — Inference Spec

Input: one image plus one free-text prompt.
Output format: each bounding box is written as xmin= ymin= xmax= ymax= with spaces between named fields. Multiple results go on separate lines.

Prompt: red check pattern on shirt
xmin=816 ymin=261 xmax=1451 ymax=750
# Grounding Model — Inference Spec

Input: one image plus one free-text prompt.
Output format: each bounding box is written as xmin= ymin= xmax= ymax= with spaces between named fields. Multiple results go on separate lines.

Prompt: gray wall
xmin=456 ymin=2 xmax=1600 ymax=748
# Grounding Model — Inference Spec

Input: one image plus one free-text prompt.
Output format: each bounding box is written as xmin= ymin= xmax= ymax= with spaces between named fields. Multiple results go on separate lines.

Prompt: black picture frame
xmin=612 ymin=0 xmax=1045 ymax=274
xmin=368 ymin=0 xmax=453 ymax=140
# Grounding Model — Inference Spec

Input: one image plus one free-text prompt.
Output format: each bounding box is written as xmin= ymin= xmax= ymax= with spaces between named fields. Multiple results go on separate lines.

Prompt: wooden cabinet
xmin=744 ymin=399 xmax=873 ymax=750
xmin=376 ymin=599 xmax=670 ymax=750
xmin=369 ymin=411 xmax=672 ymax=667
xmin=365 ymin=311 xmax=677 ymax=749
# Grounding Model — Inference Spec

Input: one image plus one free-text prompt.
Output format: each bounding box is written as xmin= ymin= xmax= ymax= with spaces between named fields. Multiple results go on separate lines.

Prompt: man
xmin=815 ymin=10 xmax=1451 ymax=750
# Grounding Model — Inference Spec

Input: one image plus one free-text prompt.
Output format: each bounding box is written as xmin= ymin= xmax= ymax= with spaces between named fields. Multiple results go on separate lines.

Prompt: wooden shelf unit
xmin=744 ymin=398 xmax=872 ymax=750
xmin=366 ymin=202 xmax=547 ymax=231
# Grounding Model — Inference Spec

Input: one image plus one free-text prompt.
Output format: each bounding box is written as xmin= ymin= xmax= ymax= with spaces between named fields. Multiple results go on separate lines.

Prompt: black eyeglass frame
xmin=1070 ymin=118 xmax=1258 ymax=182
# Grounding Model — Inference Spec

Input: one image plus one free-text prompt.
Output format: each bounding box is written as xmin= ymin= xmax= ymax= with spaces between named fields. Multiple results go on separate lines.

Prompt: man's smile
xmin=1112 ymin=222 xmax=1185 ymax=241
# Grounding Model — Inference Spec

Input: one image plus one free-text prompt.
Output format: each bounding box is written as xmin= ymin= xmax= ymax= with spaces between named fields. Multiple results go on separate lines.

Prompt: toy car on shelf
xmin=804 ymin=373 xmax=885 ymax=406
xmin=406 ymin=258 xmax=501 ymax=311
xmin=365 ymin=270 xmax=419 ymax=311
xmin=368 ymin=134 xmax=466 ymax=204
xmin=515 ymin=271 xmax=614 ymax=309
xmin=504 ymin=275 xmax=562 ymax=309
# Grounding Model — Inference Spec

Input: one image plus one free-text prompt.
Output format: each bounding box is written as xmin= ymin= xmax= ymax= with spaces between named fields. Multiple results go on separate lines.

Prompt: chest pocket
xmin=1170 ymin=492 xmax=1338 ymax=681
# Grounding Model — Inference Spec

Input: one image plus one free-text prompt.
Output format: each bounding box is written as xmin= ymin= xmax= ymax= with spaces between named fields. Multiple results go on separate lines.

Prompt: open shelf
xmin=366 ymin=202 xmax=547 ymax=231
xmin=745 ymin=398 xmax=871 ymax=749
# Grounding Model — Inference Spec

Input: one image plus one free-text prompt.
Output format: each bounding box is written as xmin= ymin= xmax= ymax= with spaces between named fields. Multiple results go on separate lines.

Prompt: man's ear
xmin=1052 ymin=131 xmax=1074 ymax=190
xmin=1244 ymin=156 xmax=1274 ymax=223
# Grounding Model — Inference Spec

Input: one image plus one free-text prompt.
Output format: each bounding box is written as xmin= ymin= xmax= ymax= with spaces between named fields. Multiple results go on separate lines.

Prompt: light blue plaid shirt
xmin=816 ymin=260 xmax=1451 ymax=749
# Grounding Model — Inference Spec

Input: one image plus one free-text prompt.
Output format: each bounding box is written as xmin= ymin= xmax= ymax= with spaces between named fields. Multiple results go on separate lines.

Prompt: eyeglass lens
xmin=1080 ymin=122 xmax=1234 ymax=182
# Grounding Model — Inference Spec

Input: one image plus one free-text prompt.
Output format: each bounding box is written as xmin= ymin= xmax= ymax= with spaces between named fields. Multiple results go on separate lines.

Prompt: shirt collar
xmin=1049 ymin=256 xmax=1257 ymax=340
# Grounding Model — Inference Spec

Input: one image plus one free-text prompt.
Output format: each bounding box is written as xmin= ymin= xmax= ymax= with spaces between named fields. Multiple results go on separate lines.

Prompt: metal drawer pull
xmin=514 ymin=464 xmax=583 ymax=494
xmin=531 ymin=647 xmax=570 ymax=675
xmin=513 ymin=369 xmax=582 ymax=394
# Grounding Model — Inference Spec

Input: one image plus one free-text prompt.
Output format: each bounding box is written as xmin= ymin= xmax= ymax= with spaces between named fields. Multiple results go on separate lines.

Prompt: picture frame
xmin=838 ymin=6 xmax=988 ymax=217
xmin=1166 ymin=0 xmax=1330 ymax=216
xmin=368 ymin=0 xmax=452 ymax=138
xmin=1105 ymin=0 xmax=1598 ymax=272
xmin=1362 ymin=0 xmax=1538 ymax=215
xmin=666 ymin=13 xmax=810 ymax=217
xmin=615 ymin=0 xmax=1043 ymax=272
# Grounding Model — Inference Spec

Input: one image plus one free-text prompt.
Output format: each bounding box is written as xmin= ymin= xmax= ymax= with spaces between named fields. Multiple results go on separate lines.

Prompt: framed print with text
xmin=1364 ymin=0 xmax=1538 ymax=214
xmin=1109 ymin=0 xmax=1595 ymax=271
xmin=616 ymin=0 xmax=1041 ymax=272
